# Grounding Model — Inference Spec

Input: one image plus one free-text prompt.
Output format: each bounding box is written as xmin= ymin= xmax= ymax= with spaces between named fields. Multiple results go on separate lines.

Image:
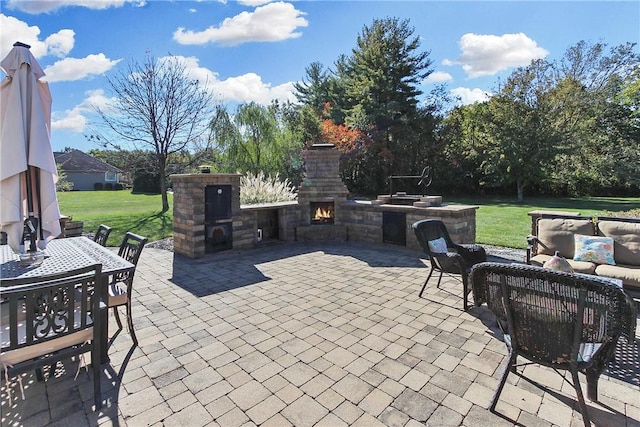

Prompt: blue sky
xmin=1 ymin=0 xmax=638 ymax=152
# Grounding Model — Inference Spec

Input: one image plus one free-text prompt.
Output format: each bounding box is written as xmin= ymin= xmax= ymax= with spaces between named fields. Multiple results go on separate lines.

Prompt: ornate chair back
xmin=93 ymin=224 xmax=112 ymax=247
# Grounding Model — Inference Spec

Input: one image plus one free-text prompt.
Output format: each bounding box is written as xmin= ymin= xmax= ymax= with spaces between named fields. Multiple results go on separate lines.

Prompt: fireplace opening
xmin=310 ymin=202 xmax=335 ymax=225
xmin=205 ymin=222 xmax=232 ymax=252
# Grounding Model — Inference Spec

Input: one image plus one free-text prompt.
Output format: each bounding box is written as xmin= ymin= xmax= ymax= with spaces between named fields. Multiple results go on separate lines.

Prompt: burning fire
xmin=313 ymin=207 xmax=333 ymax=220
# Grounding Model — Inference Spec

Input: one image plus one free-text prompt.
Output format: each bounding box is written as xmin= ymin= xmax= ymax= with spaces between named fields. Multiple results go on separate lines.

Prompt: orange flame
xmin=313 ymin=207 xmax=333 ymax=220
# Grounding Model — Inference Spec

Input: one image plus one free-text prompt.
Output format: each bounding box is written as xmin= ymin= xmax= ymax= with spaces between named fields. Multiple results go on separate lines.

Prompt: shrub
xmin=104 ymin=183 xmax=113 ymax=191
xmin=94 ymin=183 xmax=104 ymax=191
xmin=240 ymin=172 xmax=297 ymax=204
xmin=114 ymin=183 xmax=124 ymax=190
xmin=55 ymin=164 xmax=73 ymax=192
xmin=132 ymin=173 xmax=161 ymax=194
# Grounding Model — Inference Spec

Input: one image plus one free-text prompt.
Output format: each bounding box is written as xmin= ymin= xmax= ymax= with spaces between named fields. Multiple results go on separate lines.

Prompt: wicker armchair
xmin=413 ymin=219 xmax=486 ymax=310
xmin=471 ymin=262 xmax=636 ymax=426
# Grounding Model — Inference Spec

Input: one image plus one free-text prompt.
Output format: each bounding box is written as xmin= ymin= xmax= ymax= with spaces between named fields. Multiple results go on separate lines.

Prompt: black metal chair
xmin=108 ymin=232 xmax=147 ymax=346
xmin=412 ymin=219 xmax=486 ymax=310
xmin=0 ymin=265 xmax=105 ymax=409
xmin=93 ymin=224 xmax=112 ymax=247
xmin=93 ymin=224 xmax=111 ymax=246
xmin=471 ymin=262 xmax=636 ymax=427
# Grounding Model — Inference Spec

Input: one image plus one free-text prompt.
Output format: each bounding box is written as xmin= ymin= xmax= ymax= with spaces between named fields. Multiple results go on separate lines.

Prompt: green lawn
xmin=57 ymin=191 xmax=173 ymax=246
xmin=58 ymin=191 xmax=638 ymax=249
xmin=449 ymin=196 xmax=640 ymax=248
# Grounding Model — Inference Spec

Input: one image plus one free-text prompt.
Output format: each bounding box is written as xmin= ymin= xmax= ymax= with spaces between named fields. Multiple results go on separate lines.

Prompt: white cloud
xmin=444 ymin=33 xmax=548 ymax=78
xmin=52 ymin=89 xmax=111 ymax=132
xmin=424 ymin=71 xmax=453 ymax=84
xmin=451 ymin=87 xmax=492 ymax=105
xmin=173 ymin=1 xmax=308 ymax=46
xmin=0 ymin=14 xmax=75 ymax=59
xmin=238 ymin=0 xmax=273 ymax=6
xmin=167 ymin=55 xmax=297 ymax=104
xmin=54 ymin=55 xmax=297 ymax=135
xmin=213 ymin=73 xmax=297 ymax=104
xmin=6 ymin=0 xmax=146 ymax=14
xmin=44 ymin=30 xmax=76 ymax=57
xmin=44 ymin=54 xmax=121 ymax=82
xmin=51 ymin=106 xmax=87 ymax=132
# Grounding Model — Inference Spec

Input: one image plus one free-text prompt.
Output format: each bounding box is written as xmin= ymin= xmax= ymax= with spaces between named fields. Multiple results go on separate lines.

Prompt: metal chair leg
xmin=462 ymin=274 xmax=469 ymax=311
xmin=490 ymin=349 xmax=516 ymax=412
xmin=126 ymin=301 xmax=138 ymax=346
xmin=571 ymin=367 xmax=591 ymax=427
xmin=435 ymin=270 xmax=444 ymax=289
xmin=419 ymin=269 xmax=434 ymax=297
xmin=113 ymin=306 xmax=123 ymax=331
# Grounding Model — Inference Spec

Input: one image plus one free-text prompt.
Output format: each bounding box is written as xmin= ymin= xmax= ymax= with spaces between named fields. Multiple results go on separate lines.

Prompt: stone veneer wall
xmin=341 ymin=201 xmax=478 ymax=251
xmin=171 ymin=173 xmax=246 ymax=259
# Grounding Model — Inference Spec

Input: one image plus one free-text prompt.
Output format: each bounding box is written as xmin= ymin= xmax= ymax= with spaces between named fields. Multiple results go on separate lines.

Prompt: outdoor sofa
xmin=527 ymin=214 xmax=640 ymax=298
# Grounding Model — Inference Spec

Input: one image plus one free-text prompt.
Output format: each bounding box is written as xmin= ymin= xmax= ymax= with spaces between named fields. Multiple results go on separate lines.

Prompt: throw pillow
xmin=427 ymin=237 xmax=448 ymax=254
xmin=543 ymin=251 xmax=574 ymax=273
xmin=573 ymin=234 xmax=615 ymax=265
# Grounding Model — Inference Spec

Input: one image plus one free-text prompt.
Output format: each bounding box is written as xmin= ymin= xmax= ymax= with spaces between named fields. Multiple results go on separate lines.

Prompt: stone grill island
xmin=171 ymin=144 xmax=479 ymax=258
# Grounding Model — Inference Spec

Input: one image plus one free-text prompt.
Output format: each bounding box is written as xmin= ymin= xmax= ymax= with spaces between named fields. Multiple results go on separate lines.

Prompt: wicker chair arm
xmin=621 ymin=292 xmax=637 ymax=341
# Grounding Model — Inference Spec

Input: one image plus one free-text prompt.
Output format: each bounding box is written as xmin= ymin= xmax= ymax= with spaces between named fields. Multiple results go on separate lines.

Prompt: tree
xmin=91 ymin=53 xmax=215 ymax=212
xmin=295 ymin=17 xmax=436 ymax=195
xmin=210 ymin=101 xmax=305 ymax=183
xmin=548 ymin=41 xmax=640 ymax=194
xmin=293 ymin=62 xmax=334 ymax=116
xmin=478 ymin=41 xmax=640 ymax=199
xmin=339 ymin=18 xmax=432 ymax=131
xmin=481 ymin=61 xmax=560 ymax=201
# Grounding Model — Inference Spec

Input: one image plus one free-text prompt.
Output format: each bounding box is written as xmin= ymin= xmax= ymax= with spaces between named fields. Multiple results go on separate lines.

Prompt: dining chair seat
xmin=108 ymin=282 xmax=128 ymax=307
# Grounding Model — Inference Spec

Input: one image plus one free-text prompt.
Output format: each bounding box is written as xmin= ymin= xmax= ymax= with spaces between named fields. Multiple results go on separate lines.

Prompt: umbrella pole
xmin=24 ymin=166 xmax=38 ymax=252
xmin=22 ymin=51 xmax=39 ymax=253
xmin=35 ymin=167 xmax=44 ymax=241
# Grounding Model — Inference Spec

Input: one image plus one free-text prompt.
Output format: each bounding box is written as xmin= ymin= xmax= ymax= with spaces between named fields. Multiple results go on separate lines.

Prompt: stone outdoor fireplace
xmin=296 ymin=144 xmax=349 ymax=241
xmin=171 ymin=143 xmax=480 ymax=258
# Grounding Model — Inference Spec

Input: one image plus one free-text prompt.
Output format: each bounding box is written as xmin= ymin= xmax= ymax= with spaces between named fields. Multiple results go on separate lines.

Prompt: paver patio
xmin=1 ymin=242 xmax=638 ymax=426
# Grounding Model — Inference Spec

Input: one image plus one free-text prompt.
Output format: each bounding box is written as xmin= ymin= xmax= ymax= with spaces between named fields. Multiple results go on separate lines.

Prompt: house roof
xmin=54 ymin=149 xmax=121 ymax=173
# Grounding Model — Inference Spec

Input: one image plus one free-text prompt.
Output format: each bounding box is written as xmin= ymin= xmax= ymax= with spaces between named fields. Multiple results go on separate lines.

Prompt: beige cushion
xmin=0 ymin=329 xmax=93 ymax=366
xmin=595 ymin=263 xmax=640 ymax=292
xmin=536 ymin=218 xmax=594 ymax=258
xmin=530 ymin=254 xmax=596 ymax=274
xmin=597 ymin=220 xmax=640 ymax=266
xmin=108 ymin=282 xmax=129 ymax=307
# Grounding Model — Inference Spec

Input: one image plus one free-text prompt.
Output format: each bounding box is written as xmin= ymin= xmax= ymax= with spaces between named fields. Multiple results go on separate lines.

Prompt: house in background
xmin=54 ymin=149 xmax=122 ymax=191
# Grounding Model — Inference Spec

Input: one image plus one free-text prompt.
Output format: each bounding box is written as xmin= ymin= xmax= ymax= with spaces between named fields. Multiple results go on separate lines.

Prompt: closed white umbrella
xmin=0 ymin=42 xmax=61 ymax=254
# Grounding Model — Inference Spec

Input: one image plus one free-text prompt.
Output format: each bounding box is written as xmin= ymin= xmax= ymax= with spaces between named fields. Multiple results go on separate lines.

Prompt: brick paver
xmin=1 ymin=242 xmax=638 ymax=426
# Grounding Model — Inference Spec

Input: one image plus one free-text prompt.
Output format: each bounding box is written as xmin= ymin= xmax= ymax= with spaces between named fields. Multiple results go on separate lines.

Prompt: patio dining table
xmin=0 ymin=236 xmax=134 ymax=363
